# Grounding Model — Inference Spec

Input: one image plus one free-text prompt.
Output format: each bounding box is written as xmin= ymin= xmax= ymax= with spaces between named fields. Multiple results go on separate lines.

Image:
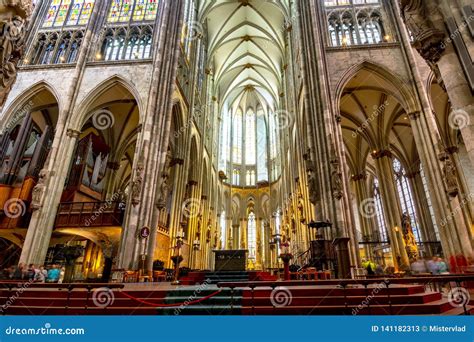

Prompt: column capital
xmin=405 ymin=170 xmax=420 ymax=179
xmin=408 ymin=111 xmax=421 ymax=120
xmin=351 ymin=172 xmax=367 ymax=181
xmin=66 ymin=129 xmax=81 ymax=138
xmin=371 ymin=149 xmax=392 ymax=160
xmin=445 ymin=146 xmax=459 ymax=155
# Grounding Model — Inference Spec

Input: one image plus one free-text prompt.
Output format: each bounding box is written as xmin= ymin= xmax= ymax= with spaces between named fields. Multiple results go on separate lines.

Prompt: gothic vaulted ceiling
xmin=200 ymin=0 xmax=289 ymax=112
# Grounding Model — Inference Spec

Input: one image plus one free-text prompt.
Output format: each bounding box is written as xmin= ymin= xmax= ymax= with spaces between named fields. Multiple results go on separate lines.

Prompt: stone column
xmin=298 ymin=0 xmax=360 ymax=272
xmin=20 ymin=129 xmax=80 ymax=264
xmin=351 ymin=173 xmax=374 ymax=259
xmin=404 ymin=170 xmax=436 ymax=256
xmin=19 ymin=0 xmax=105 ymax=265
xmin=398 ymin=0 xmax=474 ymax=167
xmin=117 ymin=0 xmax=185 ymax=271
xmin=371 ymin=150 xmax=410 ymax=269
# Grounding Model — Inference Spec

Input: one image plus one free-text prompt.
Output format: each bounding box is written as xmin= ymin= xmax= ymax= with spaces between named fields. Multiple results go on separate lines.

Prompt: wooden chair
xmin=138 ymin=270 xmax=152 ymax=283
xmin=123 ymin=271 xmax=138 ymax=283
xmin=153 ymin=271 xmax=166 ymax=282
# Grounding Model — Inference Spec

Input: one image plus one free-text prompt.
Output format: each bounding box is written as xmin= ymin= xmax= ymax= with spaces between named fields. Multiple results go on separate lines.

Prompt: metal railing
xmin=0 ymin=282 xmax=124 ymax=315
xmin=217 ymin=274 xmax=474 ymax=315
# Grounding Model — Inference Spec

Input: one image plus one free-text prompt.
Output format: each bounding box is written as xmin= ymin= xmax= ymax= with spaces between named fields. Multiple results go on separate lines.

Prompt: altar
xmin=213 ymin=250 xmax=247 ymax=271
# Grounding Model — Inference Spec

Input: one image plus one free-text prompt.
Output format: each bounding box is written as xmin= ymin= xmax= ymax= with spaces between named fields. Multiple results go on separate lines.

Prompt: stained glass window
xmin=145 ymin=0 xmax=159 ymax=21
xmin=54 ymin=0 xmax=72 ymax=27
xmin=107 ymin=0 xmax=159 ymax=23
xmin=43 ymin=0 xmax=62 ymax=27
xmin=43 ymin=0 xmax=95 ymax=28
xmin=78 ymin=1 xmax=95 ymax=25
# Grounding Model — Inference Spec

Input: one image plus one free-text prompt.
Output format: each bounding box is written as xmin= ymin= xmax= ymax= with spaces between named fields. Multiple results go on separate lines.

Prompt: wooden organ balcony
xmin=55 ymin=202 xmax=126 ymax=228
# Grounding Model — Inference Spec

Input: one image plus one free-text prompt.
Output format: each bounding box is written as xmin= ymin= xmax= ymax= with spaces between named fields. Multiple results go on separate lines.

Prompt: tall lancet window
xmin=232 ymin=110 xmax=243 ymax=165
xmin=181 ymin=0 xmax=197 ymax=58
xmin=220 ymin=211 xmax=226 ymax=249
xmin=245 ymin=111 xmax=256 ymax=165
xmin=393 ymin=159 xmax=422 ymax=243
xmin=248 ymin=212 xmax=257 ymax=260
xmin=373 ymin=178 xmax=388 ymax=245
xmin=218 ymin=106 xmax=275 ymax=186
xmin=256 ymin=113 xmax=268 ymax=182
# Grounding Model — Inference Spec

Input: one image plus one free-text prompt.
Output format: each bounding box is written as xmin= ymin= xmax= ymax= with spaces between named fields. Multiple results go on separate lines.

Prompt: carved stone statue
xmin=0 ymin=1 xmax=31 ymax=108
xmin=131 ymin=162 xmax=144 ymax=205
xmin=155 ymin=172 xmax=169 ymax=210
xmin=31 ymin=169 xmax=47 ymax=210
xmin=443 ymin=158 xmax=459 ymax=197
xmin=399 ymin=0 xmax=446 ymax=63
xmin=306 ymin=167 xmax=318 ymax=204
xmin=401 ymin=212 xmax=418 ymax=262
xmin=330 ymin=158 xmax=344 ymax=200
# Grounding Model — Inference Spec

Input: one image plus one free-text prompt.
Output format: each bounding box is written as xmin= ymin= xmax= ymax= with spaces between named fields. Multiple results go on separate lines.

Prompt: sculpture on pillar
xmin=442 ymin=158 xmax=459 ymax=197
xmin=294 ymin=180 xmax=305 ymax=223
xmin=306 ymin=166 xmax=318 ymax=204
xmin=131 ymin=161 xmax=144 ymax=206
xmin=399 ymin=0 xmax=446 ymax=63
xmin=0 ymin=1 xmax=31 ymax=108
xmin=330 ymin=157 xmax=344 ymax=200
xmin=401 ymin=212 xmax=419 ymax=262
xmin=31 ymin=169 xmax=47 ymax=210
xmin=155 ymin=172 xmax=169 ymax=210
xmin=206 ymin=219 xmax=211 ymax=243
xmin=399 ymin=0 xmax=446 ymax=88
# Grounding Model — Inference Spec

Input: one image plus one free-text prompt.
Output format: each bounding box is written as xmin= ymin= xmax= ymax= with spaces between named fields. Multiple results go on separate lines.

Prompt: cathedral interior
xmin=0 ymin=0 xmax=473 ymax=292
